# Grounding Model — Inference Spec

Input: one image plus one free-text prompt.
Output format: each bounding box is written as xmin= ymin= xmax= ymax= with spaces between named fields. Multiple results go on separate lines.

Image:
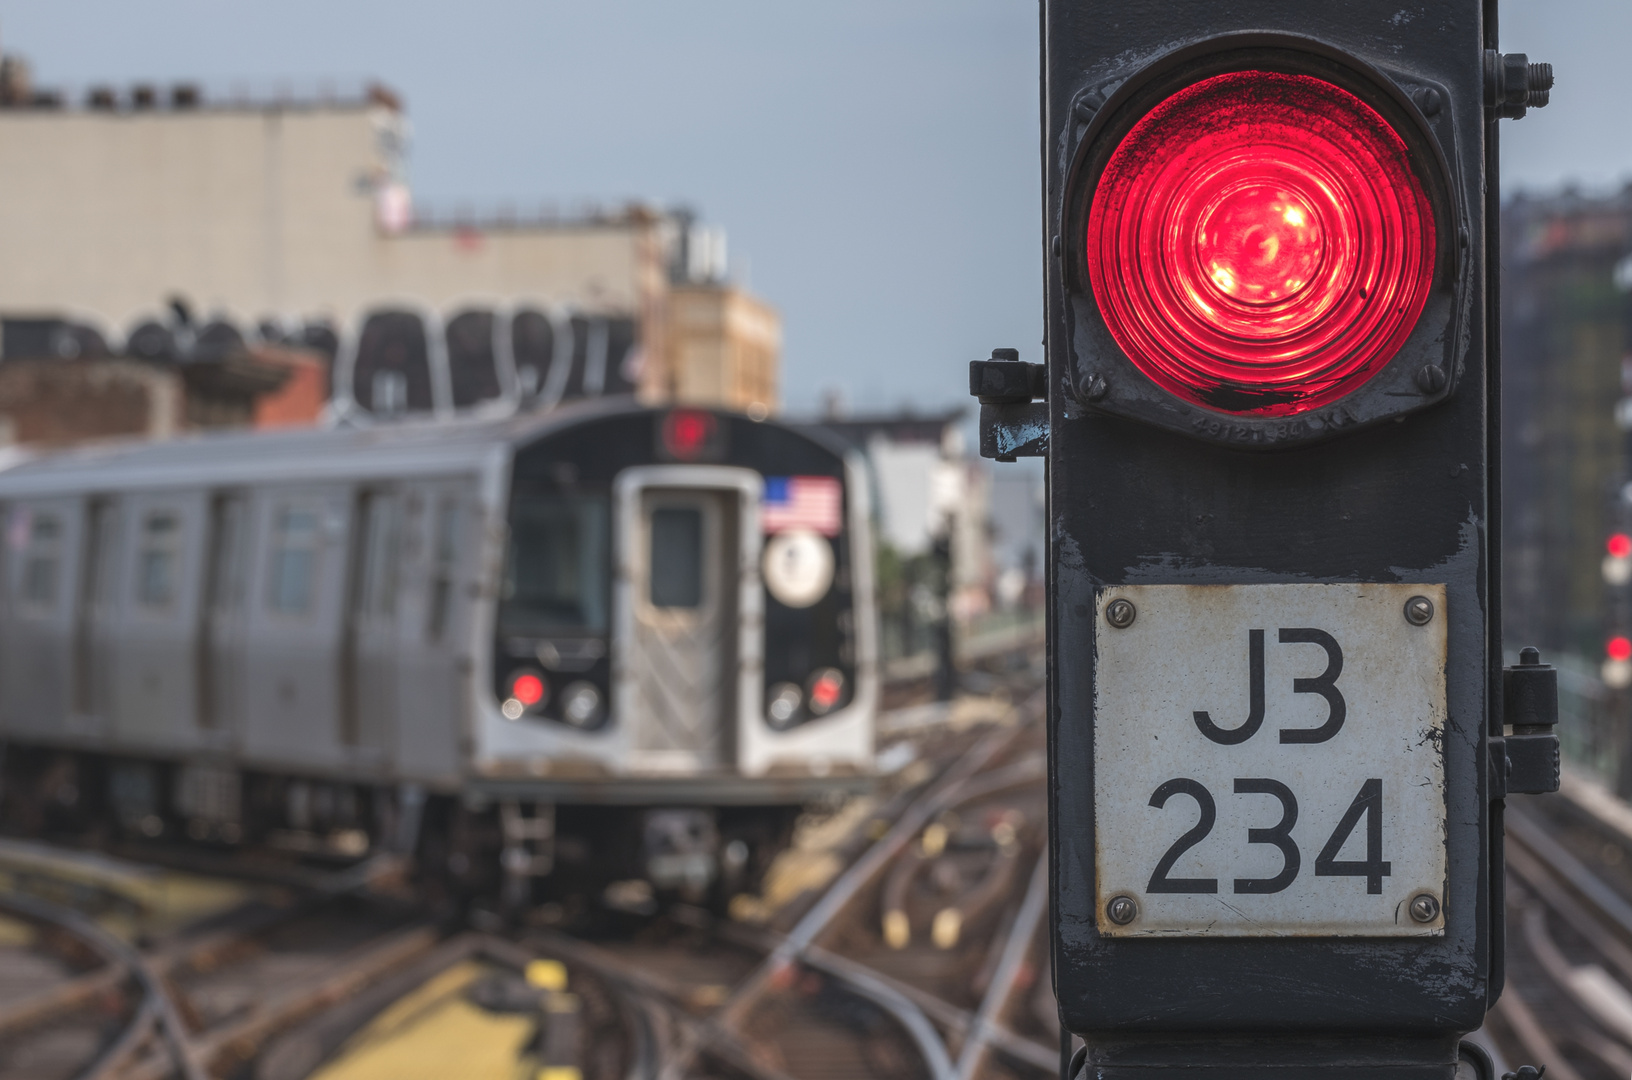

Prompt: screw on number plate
xmin=1105 ymin=598 xmax=1136 ymax=629
xmin=1403 ymin=595 xmax=1435 ymax=626
xmin=1408 ymin=893 xmax=1441 ymax=923
xmin=1106 ymin=895 xmax=1138 ymax=925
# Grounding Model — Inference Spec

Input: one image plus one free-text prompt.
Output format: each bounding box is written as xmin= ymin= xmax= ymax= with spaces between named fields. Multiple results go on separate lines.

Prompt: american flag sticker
xmin=762 ymin=476 xmax=843 ymax=537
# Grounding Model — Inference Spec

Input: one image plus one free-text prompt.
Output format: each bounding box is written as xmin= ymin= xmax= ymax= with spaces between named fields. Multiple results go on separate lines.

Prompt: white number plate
xmin=1093 ymin=583 xmax=1447 ymax=937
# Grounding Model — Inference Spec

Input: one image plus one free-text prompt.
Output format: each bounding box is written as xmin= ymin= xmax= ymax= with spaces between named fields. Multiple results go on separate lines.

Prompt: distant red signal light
xmin=1609 ymin=637 xmax=1632 ymax=663
xmin=1086 ymin=70 xmax=1437 ymax=417
xmin=1609 ymin=533 xmax=1631 ymax=559
xmin=663 ymin=409 xmax=717 ymax=461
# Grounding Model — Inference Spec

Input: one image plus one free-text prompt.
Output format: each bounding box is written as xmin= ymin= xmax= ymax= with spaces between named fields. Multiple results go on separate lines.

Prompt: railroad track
xmin=0 ymin=677 xmax=1057 ymax=1080
xmin=1488 ymin=776 xmax=1632 ymax=1080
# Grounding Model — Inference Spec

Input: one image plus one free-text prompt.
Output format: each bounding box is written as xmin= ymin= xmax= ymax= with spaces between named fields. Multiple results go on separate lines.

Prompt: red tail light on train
xmin=501 ymin=669 xmax=549 ymax=720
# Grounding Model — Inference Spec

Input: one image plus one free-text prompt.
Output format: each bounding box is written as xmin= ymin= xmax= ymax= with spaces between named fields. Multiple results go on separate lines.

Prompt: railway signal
xmin=972 ymin=2 xmax=1557 ymax=1076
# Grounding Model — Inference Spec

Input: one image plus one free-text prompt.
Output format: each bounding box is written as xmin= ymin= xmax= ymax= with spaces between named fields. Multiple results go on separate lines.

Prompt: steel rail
xmin=1506 ymin=808 xmax=1632 ymax=938
xmin=708 ymin=915 xmax=1058 ymax=1074
xmin=1503 ymin=802 xmax=1632 ymax=1079
xmin=507 ymin=929 xmax=797 ymax=1080
xmin=675 ymin=692 xmax=1044 ymax=1080
xmin=1505 ymin=837 xmax=1632 ymax=987
xmin=1491 ymin=985 xmax=1586 ymax=1080
xmin=721 ymin=694 xmax=1042 ymax=1024
xmin=120 ymin=921 xmax=441 ymax=1080
xmin=952 ymin=853 xmax=1050 ymax=1080
xmin=0 ymin=889 xmax=209 ymax=1080
xmin=1515 ymin=903 xmax=1632 ymax=1075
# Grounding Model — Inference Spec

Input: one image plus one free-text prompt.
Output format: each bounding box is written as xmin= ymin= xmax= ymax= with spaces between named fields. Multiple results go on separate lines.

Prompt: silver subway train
xmin=0 ymin=401 xmax=877 ymax=900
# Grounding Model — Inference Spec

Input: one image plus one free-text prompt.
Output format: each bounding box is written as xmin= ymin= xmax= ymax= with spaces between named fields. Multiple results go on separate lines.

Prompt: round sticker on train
xmin=762 ymin=529 xmax=834 ymax=608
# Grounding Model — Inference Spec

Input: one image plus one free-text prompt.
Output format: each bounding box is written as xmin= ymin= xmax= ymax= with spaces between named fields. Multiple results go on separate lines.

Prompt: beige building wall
xmin=0 ymin=101 xmax=661 ymax=335
xmin=0 ymin=93 xmax=775 ymax=416
xmin=667 ymin=284 xmax=781 ymax=415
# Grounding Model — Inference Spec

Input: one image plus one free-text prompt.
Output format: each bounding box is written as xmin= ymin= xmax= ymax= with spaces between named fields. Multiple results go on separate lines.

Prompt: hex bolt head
xmin=1105 ymin=598 xmax=1136 ymax=629
xmin=1409 ymin=893 xmax=1441 ymax=923
xmin=1079 ymin=372 xmax=1109 ymax=402
xmin=1416 ymin=364 xmax=1447 ymax=393
xmin=1106 ymin=895 xmax=1138 ymax=925
xmin=1404 ymin=595 xmax=1435 ymax=626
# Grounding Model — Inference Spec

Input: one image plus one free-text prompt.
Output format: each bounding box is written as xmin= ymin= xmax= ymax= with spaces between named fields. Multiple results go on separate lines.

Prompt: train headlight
xmin=766 ymin=682 xmax=803 ymax=730
xmin=502 ymin=669 xmax=549 ymax=720
xmin=806 ymin=668 xmax=846 ymax=717
xmin=560 ymin=681 xmax=605 ymax=730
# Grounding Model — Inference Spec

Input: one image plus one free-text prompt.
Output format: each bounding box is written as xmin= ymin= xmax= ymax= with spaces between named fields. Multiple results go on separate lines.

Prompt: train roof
xmin=0 ymin=396 xmax=659 ymax=496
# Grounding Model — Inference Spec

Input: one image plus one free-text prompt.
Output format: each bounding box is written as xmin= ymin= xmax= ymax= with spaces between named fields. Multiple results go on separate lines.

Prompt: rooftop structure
xmin=0 ymin=56 xmax=779 ymax=426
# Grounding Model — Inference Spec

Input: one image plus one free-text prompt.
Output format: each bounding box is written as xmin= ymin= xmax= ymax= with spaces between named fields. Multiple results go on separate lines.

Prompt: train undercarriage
xmin=0 ymin=745 xmax=807 ymax=912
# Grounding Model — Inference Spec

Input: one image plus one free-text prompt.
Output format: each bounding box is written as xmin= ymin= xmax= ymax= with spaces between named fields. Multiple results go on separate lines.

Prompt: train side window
xmin=136 ymin=511 xmax=180 ymax=607
xmin=426 ymin=499 xmax=460 ymax=641
xmin=21 ymin=512 xmax=62 ymax=607
xmin=649 ymin=507 xmax=702 ymax=609
xmin=268 ymin=507 xmax=320 ymax=614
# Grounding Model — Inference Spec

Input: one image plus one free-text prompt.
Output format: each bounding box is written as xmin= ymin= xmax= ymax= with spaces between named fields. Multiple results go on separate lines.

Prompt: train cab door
xmin=393 ymin=482 xmax=473 ymax=783
xmin=614 ymin=467 xmax=762 ymax=774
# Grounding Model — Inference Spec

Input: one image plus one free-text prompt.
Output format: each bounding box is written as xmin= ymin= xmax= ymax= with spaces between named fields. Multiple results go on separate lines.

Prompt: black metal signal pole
xmin=973 ymin=1 xmax=1557 ymax=1077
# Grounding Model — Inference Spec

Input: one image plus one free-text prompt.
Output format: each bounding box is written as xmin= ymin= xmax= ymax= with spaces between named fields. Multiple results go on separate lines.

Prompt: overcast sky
xmin=0 ymin=1 xmax=1621 ymax=414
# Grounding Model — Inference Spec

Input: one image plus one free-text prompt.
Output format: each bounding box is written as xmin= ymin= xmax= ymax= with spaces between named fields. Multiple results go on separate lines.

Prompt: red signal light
xmin=1086 ymin=71 xmax=1436 ymax=417
xmin=1609 ymin=533 xmax=1632 ymax=559
xmin=510 ymin=672 xmax=546 ymax=707
xmin=1609 ymin=637 xmax=1632 ymax=663
xmin=663 ymin=409 xmax=716 ymax=461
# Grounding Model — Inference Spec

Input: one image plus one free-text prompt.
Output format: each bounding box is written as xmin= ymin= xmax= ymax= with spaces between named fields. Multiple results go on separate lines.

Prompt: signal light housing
xmin=1062 ymin=39 xmax=1465 ymax=447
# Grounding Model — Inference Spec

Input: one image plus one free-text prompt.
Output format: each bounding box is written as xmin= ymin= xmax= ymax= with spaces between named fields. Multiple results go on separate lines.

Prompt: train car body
xmin=0 ymin=401 xmax=876 ymax=897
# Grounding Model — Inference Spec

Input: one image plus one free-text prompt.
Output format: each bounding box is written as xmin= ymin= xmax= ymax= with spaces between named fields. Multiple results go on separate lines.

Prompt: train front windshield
xmin=499 ymin=494 xmax=610 ymax=636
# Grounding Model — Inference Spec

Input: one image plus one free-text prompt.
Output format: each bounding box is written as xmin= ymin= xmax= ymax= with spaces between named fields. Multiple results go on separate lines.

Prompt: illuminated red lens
xmin=808 ymin=669 xmax=845 ymax=714
xmin=1087 ymin=71 xmax=1436 ymax=416
xmin=663 ymin=410 xmax=716 ymax=460
xmin=1610 ymin=637 xmax=1632 ymax=663
xmin=510 ymin=672 xmax=546 ymax=707
xmin=1609 ymin=534 xmax=1631 ymax=559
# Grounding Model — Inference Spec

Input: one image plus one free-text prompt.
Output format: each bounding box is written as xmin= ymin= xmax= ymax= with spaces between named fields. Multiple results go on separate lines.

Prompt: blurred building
xmin=809 ymin=409 xmax=1035 ymax=678
xmin=1501 ymin=187 xmax=1632 ymax=659
xmin=0 ymin=58 xmax=779 ymax=426
xmin=0 ymin=346 xmax=324 ymax=447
